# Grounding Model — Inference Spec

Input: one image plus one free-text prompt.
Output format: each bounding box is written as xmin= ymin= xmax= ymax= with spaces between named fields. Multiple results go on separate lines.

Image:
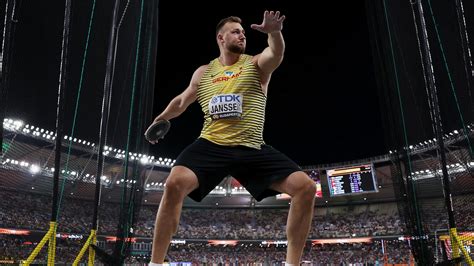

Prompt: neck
xmin=218 ymin=51 xmax=241 ymax=66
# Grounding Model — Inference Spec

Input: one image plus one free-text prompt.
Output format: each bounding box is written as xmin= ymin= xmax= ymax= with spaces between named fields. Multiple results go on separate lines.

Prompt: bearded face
xmin=219 ymin=22 xmax=246 ymax=54
xmin=227 ymin=41 xmax=245 ymax=54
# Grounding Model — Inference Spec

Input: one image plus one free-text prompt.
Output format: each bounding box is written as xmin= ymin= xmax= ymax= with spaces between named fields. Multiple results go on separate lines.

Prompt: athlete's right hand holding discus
xmin=144 ymin=119 xmax=171 ymax=144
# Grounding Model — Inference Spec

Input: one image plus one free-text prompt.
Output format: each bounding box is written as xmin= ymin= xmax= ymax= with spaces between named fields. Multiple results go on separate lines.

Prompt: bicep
xmin=179 ymin=83 xmax=198 ymax=108
xmin=178 ymin=65 xmax=207 ymax=108
xmin=256 ymin=48 xmax=284 ymax=75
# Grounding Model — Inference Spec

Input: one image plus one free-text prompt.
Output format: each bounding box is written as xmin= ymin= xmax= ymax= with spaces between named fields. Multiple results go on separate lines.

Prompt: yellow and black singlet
xmin=197 ymin=54 xmax=266 ymax=149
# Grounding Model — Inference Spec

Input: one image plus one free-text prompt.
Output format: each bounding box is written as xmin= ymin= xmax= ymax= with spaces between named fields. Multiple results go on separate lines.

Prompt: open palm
xmin=251 ymin=11 xmax=286 ymax=34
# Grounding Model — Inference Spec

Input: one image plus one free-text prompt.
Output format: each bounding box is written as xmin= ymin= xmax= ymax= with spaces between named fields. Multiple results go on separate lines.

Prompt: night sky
xmin=151 ymin=1 xmax=385 ymax=166
xmin=4 ymin=1 xmax=387 ymax=166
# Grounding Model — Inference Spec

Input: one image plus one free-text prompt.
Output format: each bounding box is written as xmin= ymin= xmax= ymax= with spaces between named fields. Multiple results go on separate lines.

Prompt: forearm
xmin=154 ymin=96 xmax=187 ymax=122
xmin=267 ymin=31 xmax=285 ymax=57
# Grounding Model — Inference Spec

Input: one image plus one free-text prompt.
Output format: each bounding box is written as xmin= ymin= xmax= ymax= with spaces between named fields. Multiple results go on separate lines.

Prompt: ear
xmin=217 ymin=33 xmax=224 ymax=42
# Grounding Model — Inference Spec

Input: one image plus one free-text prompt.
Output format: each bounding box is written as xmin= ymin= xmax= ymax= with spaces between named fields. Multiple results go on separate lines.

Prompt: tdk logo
xmin=212 ymin=94 xmax=241 ymax=103
xmin=224 ymin=71 xmax=234 ymax=76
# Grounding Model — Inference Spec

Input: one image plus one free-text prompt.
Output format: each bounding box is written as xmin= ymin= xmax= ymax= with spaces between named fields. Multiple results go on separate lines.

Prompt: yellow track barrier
xmin=450 ymin=228 xmax=473 ymax=266
xmin=73 ymin=229 xmax=97 ymax=266
xmin=23 ymin=221 xmax=57 ymax=266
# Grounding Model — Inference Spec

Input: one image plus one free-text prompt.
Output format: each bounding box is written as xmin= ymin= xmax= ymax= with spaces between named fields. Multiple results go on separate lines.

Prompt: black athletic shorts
xmin=174 ymin=138 xmax=301 ymax=202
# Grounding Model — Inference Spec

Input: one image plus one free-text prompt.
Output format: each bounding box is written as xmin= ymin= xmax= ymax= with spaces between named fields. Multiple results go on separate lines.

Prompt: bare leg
xmin=151 ymin=166 xmax=199 ymax=263
xmin=270 ymin=171 xmax=316 ymax=264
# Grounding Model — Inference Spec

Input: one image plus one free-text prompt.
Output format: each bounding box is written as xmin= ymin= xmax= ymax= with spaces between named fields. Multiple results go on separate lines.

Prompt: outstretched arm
xmin=145 ymin=65 xmax=207 ymax=144
xmin=251 ymin=11 xmax=286 ymax=75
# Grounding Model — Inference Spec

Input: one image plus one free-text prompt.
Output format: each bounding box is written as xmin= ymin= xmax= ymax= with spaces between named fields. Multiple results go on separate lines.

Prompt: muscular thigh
xmin=230 ymin=144 xmax=301 ymax=201
xmin=165 ymin=166 xmax=199 ymax=195
xmin=269 ymin=171 xmax=314 ymax=197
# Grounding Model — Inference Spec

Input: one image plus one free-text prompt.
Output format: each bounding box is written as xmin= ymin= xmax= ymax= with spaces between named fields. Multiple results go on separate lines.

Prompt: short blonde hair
xmin=216 ymin=16 xmax=242 ymax=36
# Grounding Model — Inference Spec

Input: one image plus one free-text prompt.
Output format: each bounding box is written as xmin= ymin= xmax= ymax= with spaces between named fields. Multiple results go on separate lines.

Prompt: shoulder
xmin=195 ymin=64 xmax=209 ymax=75
xmin=191 ymin=64 xmax=210 ymax=83
xmin=236 ymin=54 xmax=257 ymax=65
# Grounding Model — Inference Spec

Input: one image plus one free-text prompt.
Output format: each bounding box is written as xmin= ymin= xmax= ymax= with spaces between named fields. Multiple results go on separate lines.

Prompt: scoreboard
xmin=326 ymin=164 xmax=378 ymax=196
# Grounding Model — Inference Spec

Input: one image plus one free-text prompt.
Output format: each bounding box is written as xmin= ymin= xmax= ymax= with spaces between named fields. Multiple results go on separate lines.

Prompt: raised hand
xmin=251 ymin=11 xmax=286 ymax=34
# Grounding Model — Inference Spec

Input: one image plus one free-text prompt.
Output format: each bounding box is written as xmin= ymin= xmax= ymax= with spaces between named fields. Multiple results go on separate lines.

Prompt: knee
xmin=162 ymin=166 xmax=198 ymax=201
xmin=163 ymin=176 xmax=188 ymax=200
xmin=294 ymin=174 xmax=317 ymax=201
